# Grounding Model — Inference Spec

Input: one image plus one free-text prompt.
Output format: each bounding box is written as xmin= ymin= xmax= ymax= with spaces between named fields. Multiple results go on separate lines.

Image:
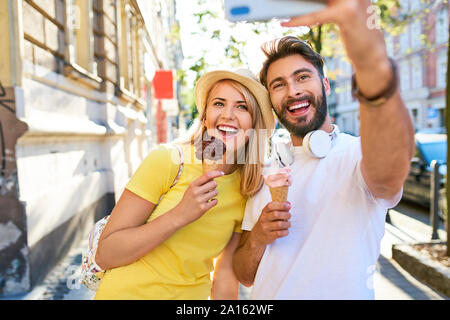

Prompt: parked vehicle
xmin=402 ymin=131 xmax=447 ymax=220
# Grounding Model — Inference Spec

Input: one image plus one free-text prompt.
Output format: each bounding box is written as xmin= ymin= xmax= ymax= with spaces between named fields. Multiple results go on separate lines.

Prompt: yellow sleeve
xmin=125 ymin=144 xmax=181 ymax=204
xmin=233 ymin=225 xmax=243 ymax=233
xmin=233 ymin=218 xmax=243 ymax=233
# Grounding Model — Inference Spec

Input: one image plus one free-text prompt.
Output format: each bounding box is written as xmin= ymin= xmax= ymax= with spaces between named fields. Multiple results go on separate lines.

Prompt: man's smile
xmin=285 ymin=97 xmax=313 ymax=117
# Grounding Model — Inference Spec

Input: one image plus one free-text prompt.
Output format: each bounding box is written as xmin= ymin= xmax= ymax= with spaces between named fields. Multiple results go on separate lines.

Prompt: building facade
xmin=0 ymin=0 xmax=182 ymax=296
xmin=331 ymin=0 xmax=448 ymax=135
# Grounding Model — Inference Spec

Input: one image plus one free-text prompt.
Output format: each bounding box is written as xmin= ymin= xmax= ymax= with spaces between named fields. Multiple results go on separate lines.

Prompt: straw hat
xmin=194 ymin=69 xmax=275 ymax=131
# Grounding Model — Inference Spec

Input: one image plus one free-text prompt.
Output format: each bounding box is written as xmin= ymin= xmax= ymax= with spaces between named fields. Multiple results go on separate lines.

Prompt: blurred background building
xmin=0 ymin=0 xmax=182 ymax=296
xmin=329 ymin=0 xmax=448 ymax=136
xmin=0 ymin=0 xmax=447 ymax=299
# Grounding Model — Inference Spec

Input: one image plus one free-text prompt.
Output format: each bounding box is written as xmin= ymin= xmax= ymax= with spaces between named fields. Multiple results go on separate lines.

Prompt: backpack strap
xmin=156 ymin=144 xmax=184 ymax=205
xmin=169 ymin=144 xmax=184 ymax=188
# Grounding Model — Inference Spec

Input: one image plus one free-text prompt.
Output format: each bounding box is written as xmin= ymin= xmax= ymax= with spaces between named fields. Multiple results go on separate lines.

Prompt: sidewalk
xmin=1 ymin=239 xmax=95 ymax=300
xmin=4 ymin=220 xmax=448 ymax=300
xmin=373 ymin=222 xmax=447 ymax=300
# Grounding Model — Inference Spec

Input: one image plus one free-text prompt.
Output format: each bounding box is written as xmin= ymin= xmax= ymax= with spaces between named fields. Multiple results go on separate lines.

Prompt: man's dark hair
xmin=259 ymin=36 xmax=325 ymax=88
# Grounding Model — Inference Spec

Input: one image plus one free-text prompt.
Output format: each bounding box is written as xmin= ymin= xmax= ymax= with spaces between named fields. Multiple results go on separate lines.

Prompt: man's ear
xmin=322 ymin=77 xmax=331 ymax=96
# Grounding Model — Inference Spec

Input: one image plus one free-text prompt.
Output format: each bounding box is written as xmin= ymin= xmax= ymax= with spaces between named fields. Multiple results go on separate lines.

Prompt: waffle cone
xmin=202 ymin=160 xmax=220 ymax=174
xmin=269 ymin=186 xmax=289 ymax=202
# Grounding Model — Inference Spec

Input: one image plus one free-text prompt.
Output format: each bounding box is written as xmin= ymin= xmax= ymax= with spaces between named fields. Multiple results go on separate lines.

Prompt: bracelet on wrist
xmin=351 ymin=57 xmax=398 ymax=107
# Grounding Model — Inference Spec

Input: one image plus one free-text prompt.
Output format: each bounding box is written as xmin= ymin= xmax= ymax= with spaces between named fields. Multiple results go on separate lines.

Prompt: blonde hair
xmin=175 ymin=79 xmax=268 ymax=198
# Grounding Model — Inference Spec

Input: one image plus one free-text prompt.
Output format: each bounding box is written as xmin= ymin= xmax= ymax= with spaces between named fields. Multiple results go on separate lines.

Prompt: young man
xmin=232 ymin=0 xmax=415 ymax=299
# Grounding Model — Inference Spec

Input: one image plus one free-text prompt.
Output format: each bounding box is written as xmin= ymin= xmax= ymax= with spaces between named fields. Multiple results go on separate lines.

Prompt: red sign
xmin=153 ymin=70 xmax=173 ymax=99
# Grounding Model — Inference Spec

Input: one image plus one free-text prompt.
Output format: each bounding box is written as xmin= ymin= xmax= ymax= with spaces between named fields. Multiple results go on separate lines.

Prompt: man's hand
xmin=282 ymin=0 xmax=390 ymax=91
xmin=281 ymin=0 xmax=415 ymax=200
xmin=250 ymin=201 xmax=291 ymax=246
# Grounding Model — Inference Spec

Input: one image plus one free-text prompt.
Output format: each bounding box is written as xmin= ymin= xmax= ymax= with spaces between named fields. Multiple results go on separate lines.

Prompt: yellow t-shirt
xmin=94 ymin=143 xmax=245 ymax=300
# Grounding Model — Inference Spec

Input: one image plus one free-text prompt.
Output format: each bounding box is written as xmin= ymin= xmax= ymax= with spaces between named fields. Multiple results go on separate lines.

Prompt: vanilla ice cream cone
xmin=264 ymin=167 xmax=292 ymax=202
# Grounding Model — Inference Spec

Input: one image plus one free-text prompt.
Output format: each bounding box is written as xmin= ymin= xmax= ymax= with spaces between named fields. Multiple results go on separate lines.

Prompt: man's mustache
xmin=282 ymin=96 xmax=315 ymax=110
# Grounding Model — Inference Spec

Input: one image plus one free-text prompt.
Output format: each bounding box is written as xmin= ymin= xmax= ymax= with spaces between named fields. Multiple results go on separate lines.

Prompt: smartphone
xmin=224 ymin=0 xmax=327 ymax=22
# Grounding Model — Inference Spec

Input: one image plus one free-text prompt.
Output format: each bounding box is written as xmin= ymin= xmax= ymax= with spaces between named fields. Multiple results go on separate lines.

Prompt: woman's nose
xmin=221 ymin=104 xmax=235 ymax=119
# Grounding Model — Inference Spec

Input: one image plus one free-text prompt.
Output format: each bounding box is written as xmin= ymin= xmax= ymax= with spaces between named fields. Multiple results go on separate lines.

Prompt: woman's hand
xmin=172 ymin=170 xmax=224 ymax=227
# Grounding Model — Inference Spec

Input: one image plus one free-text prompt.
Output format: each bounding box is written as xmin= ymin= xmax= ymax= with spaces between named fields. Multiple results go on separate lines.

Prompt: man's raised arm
xmin=283 ymin=0 xmax=415 ymax=199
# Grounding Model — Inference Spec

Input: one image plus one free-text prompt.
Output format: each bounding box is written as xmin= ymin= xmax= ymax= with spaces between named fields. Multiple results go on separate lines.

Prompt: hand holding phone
xmin=279 ymin=0 xmax=390 ymax=86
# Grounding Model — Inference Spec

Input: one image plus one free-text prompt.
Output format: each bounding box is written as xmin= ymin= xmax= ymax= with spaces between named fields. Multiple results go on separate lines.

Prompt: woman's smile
xmin=216 ymin=124 xmax=239 ymax=139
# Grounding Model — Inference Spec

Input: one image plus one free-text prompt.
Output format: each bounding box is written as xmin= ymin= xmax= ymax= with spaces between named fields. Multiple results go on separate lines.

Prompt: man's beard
xmin=274 ymin=85 xmax=328 ymax=138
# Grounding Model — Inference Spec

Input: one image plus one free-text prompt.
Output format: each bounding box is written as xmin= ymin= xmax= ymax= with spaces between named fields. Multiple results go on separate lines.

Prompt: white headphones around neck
xmin=303 ymin=125 xmax=340 ymax=159
xmin=274 ymin=125 xmax=340 ymax=166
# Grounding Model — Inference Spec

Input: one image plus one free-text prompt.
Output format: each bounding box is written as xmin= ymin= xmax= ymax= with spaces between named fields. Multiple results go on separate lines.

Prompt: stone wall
xmin=0 ymin=83 xmax=30 ymax=295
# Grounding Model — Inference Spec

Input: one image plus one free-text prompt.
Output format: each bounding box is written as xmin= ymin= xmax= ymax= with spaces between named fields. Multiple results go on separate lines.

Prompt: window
xmin=337 ymin=81 xmax=352 ymax=105
xmin=338 ymin=59 xmax=350 ymax=78
xmin=410 ymin=108 xmax=418 ymax=128
xmin=345 ymin=81 xmax=352 ymax=104
xmin=436 ymin=49 xmax=448 ymax=88
xmin=411 ymin=56 xmax=423 ymax=89
xmin=399 ymin=0 xmax=409 ymax=12
xmin=399 ymin=26 xmax=409 ymax=54
xmin=341 ymin=116 xmax=349 ymax=133
xmin=410 ymin=0 xmax=420 ymax=12
xmin=345 ymin=61 xmax=352 ymax=78
xmin=436 ymin=8 xmax=449 ymax=45
xmin=119 ymin=2 xmax=132 ymax=91
xmin=338 ymin=86 xmax=345 ymax=105
xmin=410 ymin=20 xmax=422 ymax=49
xmin=22 ymin=0 xmax=66 ymax=73
xmin=385 ymin=34 xmax=394 ymax=57
xmin=119 ymin=1 xmax=142 ymax=97
xmin=399 ymin=60 xmax=410 ymax=91
xmin=438 ymin=108 xmax=444 ymax=127
xmin=67 ymin=0 xmax=97 ymax=75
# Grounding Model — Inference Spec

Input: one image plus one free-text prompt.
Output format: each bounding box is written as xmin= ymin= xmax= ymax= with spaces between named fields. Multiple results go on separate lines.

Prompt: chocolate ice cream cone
xmin=202 ymin=159 xmax=220 ymax=174
xmin=195 ymin=131 xmax=226 ymax=175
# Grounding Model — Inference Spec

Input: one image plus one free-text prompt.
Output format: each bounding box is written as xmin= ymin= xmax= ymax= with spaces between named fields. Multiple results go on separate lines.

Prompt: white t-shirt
xmin=242 ymin=132 xmax=401 ymax=300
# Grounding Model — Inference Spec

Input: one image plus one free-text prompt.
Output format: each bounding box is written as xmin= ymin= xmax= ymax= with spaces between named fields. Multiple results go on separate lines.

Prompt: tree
xmin=177 ymin=0 xmax=300 ymax=125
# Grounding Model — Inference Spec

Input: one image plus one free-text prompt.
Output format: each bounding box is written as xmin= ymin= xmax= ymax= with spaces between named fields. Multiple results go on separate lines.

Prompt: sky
xmin=175 ymin=0 xmax=309 ymax=86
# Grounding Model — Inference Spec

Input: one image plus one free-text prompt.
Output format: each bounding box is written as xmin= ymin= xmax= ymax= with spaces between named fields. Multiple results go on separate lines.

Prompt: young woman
xmin=93 ymin=69 xmax=274 ymax=300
